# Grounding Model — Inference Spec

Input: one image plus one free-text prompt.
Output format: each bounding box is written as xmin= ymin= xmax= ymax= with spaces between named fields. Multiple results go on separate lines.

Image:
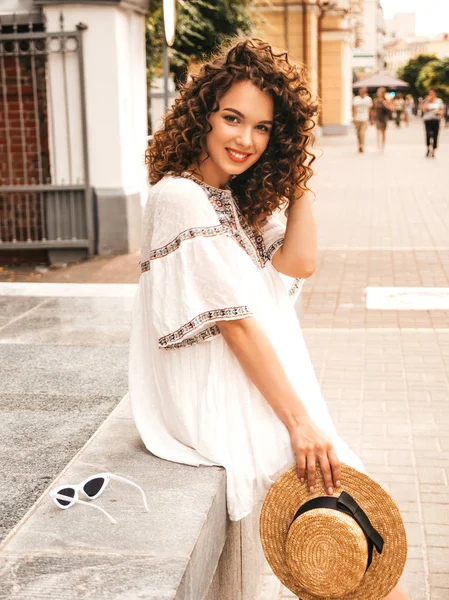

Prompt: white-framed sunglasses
xmin=50 ymin=472 xmax=149 ymax=524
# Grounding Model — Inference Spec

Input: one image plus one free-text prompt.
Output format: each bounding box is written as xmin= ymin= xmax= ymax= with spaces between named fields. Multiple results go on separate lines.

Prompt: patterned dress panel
xmin=145 ymin=174 xmax=284 ymax=350
xmin=180 ymin=172 xmax=271 ymax=269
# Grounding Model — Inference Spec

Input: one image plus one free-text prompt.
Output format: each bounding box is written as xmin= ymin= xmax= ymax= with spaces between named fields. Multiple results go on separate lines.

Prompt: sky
xmin=380 ymin=0 xmax=449 ymax=36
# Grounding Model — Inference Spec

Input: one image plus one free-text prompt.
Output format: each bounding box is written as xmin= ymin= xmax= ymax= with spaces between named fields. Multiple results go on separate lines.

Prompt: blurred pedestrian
xmin=417 ymin=97 xmax=423 ymax=117
xmin=352 ymin=87 xmax=373 ymax=153
xmin=404 ymin=94 xmax=414 ymax=126
xmin=371 ymin=87 xmax=394 ymax=150
xmin=393 ymin=93 xmax=405 ymax=127
xmin=421 ymin=88 xmax=444 ymax=157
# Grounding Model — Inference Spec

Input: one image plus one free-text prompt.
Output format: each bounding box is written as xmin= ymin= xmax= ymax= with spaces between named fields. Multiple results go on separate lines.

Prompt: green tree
xmin=146 ymin=0 xmax=254 ymax=88
xmin=416 ymin=58 xmax=449 ymax=102
xmin=397 ymin=54 xmax=437 ymax=98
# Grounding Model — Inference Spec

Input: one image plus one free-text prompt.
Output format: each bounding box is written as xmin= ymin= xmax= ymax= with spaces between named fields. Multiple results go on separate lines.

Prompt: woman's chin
xmin=225 ymin=161 xmax=255 ymax=176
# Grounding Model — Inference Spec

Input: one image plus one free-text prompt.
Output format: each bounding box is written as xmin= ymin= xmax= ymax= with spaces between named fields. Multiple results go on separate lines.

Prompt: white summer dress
xmin=129 ymin=172 xmax=364 ymax=521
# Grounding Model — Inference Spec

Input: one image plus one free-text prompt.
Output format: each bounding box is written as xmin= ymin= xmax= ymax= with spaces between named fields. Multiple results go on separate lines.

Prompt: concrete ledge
xmin=0 ymin=395 xmax=266 ymax=599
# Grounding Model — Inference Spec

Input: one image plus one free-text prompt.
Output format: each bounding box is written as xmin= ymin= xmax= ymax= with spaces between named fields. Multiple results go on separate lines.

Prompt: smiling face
xmin=195 ymin=80 xmax=274 ymax=189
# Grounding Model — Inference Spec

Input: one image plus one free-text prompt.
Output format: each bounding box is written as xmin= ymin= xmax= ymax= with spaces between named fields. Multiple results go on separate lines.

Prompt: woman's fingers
xmin=318 ymin=451 xmax=334 ymax=495
xmin=328 ymin=449 xmax=342 ymax=489
xmin=301 ymin=448 xmax=341 ymax=495
xmin=296 ymin=451 xmax=306 ymax=484
xmin=306 ymin=453 xmax=316 ymax=492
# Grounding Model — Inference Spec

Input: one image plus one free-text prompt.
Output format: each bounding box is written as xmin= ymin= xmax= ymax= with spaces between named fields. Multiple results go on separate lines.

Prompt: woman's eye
xmin=224 ymin=115 xmax=239 ymax=123
xmin=256 ymin=125 xmax=270 ymax=133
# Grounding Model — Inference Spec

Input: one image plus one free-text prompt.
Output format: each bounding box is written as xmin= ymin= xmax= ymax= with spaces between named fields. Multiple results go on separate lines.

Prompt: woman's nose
xmin=235 ymin=128 xmax=253 ymax=149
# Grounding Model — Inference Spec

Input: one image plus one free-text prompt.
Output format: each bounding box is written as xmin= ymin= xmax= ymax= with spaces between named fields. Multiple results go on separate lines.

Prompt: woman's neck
xmin=188 ymin=158 xmax=230 ymax=191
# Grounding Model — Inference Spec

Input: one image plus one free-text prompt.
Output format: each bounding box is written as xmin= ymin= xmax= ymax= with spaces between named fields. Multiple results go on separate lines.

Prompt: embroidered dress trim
xmin=160 ymin=325 xmax=220 ymax=350
xmin=266 ymin=237 xmax=284 ymax=260
xmin=289 ymin=278 xmax=303 ymax=297
xmin=141 ymin=224 xmax=230 ymax=273
xmin=158 ymin=306 xmax=252 ymax=349
xmin=180 ymin=172 xmax=270 ymax=269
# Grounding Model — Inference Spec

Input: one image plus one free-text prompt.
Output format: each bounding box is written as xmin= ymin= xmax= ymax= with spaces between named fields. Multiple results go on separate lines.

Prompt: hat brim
xmin=260 ymin=464 xmax=407 ymax=600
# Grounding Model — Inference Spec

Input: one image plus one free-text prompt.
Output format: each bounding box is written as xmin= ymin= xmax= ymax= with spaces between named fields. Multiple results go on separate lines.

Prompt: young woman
xmin=372 ymin=87 xmax=394 ymax=150
xmin=422 ymin=88 xmax=444 ymax=157
xmin=129 ymin=38 xmax=409 ymax=600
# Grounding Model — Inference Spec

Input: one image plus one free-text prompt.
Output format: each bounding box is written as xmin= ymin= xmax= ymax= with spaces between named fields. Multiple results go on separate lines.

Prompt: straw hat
xmin=260 ymin=464 xmax=407 ymax=600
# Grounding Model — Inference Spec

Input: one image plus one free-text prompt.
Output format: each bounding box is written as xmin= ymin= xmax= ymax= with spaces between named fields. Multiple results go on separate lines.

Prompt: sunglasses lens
xmin=83 ymin=477 xmax=105 ymax=498
xmin=56 ymin=487 xmax=75 ymax=507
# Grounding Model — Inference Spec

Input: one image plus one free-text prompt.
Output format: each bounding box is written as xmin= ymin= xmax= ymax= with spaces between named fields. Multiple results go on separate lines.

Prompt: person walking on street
xmin=372 ymin=87 xmax=394 ymax=151
xmin=422 ymin=88 xmax=444 ymax=157
xmin=393 ymin=93 xmax=405 ymax=127
xmin=352 ymin=87 xmax=373 ymax=153
xmin=404 ymin=94 xmax=414 ymax=126
xmin=129 ymin=37 xmax=410 ymax=600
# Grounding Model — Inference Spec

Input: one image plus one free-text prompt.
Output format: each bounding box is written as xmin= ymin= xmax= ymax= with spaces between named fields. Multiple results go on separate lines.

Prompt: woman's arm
xmin=216 ymin=315 xmax=341 ymax=494
xmin=271 ymin=190 xmax=317 ymax=278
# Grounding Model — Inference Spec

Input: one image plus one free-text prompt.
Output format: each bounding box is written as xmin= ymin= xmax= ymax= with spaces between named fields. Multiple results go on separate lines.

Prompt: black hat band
xmin=289 ymin=491 xmax=384 ymax=571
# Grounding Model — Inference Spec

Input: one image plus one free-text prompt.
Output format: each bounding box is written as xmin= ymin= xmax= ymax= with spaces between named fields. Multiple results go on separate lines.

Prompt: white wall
xmin=352 ymin=0 xmax=384 ymax=72
xmin=43 ymin=4 xmax=148 ymax=205
xmin=385 ymin=13 xmax=416 ymax=41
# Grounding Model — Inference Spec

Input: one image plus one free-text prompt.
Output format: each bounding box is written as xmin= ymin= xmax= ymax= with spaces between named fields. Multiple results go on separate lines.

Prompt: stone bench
xmin=1 ymin=394 xmax=268 ymax=599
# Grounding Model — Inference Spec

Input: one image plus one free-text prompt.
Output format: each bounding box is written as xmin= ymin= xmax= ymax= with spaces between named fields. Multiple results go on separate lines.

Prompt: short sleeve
xmin=141 ymin=177 xmax=255 ymax=350
xmin=261 ymin=211 xmax=305 ymax=300
xmin=261 ymin=210 xmax=286 ymax=261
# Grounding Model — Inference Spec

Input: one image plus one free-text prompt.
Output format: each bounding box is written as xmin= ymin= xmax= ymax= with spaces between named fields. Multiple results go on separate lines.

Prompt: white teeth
xmin=227 ymin=149 xmax=248 ymax=159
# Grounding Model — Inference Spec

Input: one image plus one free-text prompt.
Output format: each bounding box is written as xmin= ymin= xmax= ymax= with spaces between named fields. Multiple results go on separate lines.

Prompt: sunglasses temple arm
xmin=109 ymin=474 xmax=149 ymax=512
xmin=77 ymin=498 xmax=117 ymax=524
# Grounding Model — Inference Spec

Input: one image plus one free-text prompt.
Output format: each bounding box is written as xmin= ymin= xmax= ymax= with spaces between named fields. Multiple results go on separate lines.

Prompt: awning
xmin=353 ymin=71 xmax=409 ymax=90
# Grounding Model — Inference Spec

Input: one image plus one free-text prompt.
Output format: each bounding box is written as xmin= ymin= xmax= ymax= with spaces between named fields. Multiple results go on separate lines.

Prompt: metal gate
xmin=0 ymin=15 xmax=94 ymax=254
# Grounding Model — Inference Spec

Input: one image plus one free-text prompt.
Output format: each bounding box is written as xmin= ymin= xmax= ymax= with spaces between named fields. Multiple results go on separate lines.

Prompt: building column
xmin=40 ymin=0 xmax=148 ymax=256
xmin=252 ymin=1 xmax=319 ymax=95
xmin=320 ymin=14 xmax=353 ymax=135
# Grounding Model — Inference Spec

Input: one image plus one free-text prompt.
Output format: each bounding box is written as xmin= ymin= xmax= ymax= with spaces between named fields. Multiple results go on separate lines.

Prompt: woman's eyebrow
xmin=222 ymin=107 xmax=273 ymax=125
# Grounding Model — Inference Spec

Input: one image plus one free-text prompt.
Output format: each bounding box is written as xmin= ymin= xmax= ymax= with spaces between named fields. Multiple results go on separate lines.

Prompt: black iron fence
xmin=0 ymin=15 xmax=94 ymax=253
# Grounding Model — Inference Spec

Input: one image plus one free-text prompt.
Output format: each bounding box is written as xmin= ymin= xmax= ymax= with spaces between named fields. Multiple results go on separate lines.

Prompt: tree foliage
xmin=397 ymin=54 xmax=437 ymax=98
xmin=146 ymin=0 xmax=255 ymax=88
xmin=415 ymin=58 xmax=449 ymax=102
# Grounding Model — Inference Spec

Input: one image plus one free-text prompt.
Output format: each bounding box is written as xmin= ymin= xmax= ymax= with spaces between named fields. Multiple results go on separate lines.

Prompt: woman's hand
xmin=288 ymin=416 xmax=341 ymax=495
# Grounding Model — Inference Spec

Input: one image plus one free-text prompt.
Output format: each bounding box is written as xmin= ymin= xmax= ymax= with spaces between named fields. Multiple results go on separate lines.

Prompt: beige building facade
xmin=384 ymin=34 xmax=449 ymax=74
xmin=253 ymin=0 xmax=361 ymax=135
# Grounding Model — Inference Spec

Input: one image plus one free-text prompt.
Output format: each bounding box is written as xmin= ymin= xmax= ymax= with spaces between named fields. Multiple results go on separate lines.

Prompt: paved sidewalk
xmin=0 ymin=286 xmax=135 ymax=545
xmin=0 ymin=252 xmax=141 ymax=284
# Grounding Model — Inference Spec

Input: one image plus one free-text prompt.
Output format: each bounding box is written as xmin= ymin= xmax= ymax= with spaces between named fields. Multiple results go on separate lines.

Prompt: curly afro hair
xmin=147 ymin=37 xmax=319 ymax=229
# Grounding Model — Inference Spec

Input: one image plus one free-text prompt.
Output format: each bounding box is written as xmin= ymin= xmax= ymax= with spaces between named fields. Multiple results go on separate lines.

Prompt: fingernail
xmin=300 ymin=478 xmax=304 ymax=484
xmin=309 ymin=486 xmax=314 ymax=493
xmin=328 ymin=487 xmax=333 ymax=495
xmin=336 ymin=480 xmax=341 ymax=488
